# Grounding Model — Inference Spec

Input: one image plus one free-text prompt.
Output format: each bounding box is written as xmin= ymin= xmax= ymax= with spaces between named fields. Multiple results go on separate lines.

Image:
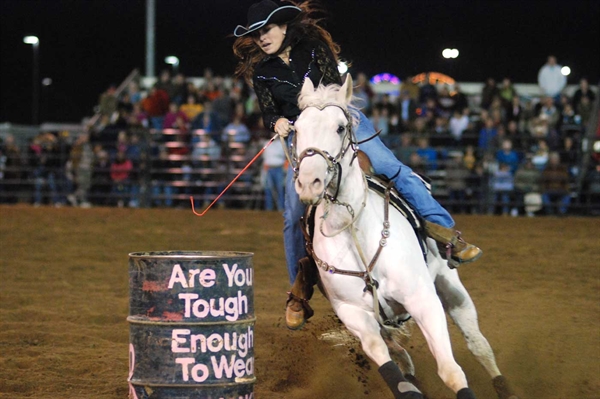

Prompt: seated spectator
xmin=150 ymin=145 xmax=176 ymax=208
xmin=180 ymin=94 xmax=204 ymax=121
xmin=433 ymin=116 xmax=449 ymax=135
xmin=506 ymin=120 xmax=528 ymax=151
xmin=584 ymin=164 xmax=600 ymax=215
xmin=191 ymin=101 xmax=222 ymax=143
xmin=110 ymin=150 xmax=133 ymax=207
xmin=353 ymin=72 xmax=375 ymax=113
xmin=418 ymin=73 xmax=438 ymax=105
xmin=531 ymin=139 xmax=550 ymax=170
xmin=572 ymin=78 xmax=596 ymax=111
xmin=505 ymin=95 xmax=523 ymax=124
xmin=128 ymin=102 xmax=149 ymax=128
xmin=416 ymin=136 xmax=438 ymax=172
xmin=395 ymin=133 xmax=418 ymax=164
xmin=127 ymin=81 xmax=142 ymax=105
xmin=463 ymin=145 xmax=477 ymax=171
xmin=163 ymin=102 xmax=189 ymax=130
xmin=369 ymin=107 xmax=390 ymax=143
xmin=490 ymin=162 xmax=515 ymax=216
xmin=540 ymin=151 xmax=571 ymax=215
xmin=445 ymin=152 xmax=470 ymax=214
xmin=171 ymin=73 xmax=187 ymax=105
xmin=155 ymin=69 xmax=175 ymax=100
xmin=496 ymin=139 xmax=520 ymax=174
xmin=514 ymin=156 xmax=541 ymax=217
xmin=536 ymin=96 xmax=560 ymax=129
xmin=222 ymin=113 xmax=251 ymax=143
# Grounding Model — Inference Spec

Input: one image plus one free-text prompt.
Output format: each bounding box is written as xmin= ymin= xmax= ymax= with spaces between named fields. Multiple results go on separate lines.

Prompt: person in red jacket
xmin=141 ymin=85 xmax=170 ymax=130
xmin=110 ymin=150 xmax=133 ymax=207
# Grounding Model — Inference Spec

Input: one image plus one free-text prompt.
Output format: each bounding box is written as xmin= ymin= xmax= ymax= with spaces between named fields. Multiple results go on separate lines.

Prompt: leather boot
xmin=424 ymin=221 xmax=482 ymax=267
xmin=285 ymin=257 xmax=317 ymax=330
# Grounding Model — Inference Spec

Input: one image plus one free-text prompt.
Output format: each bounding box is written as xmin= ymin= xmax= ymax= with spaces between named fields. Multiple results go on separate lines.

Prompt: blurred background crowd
xmin=1 ymin=58 xmax=598 ymax=216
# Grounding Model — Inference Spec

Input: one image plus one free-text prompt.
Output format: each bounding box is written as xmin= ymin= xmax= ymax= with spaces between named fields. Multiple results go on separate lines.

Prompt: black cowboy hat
xmin=234 ymin=0 xmax=301 ymax=37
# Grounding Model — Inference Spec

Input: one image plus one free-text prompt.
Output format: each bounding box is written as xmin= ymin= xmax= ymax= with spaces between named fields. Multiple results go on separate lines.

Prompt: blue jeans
xmin=283 ymin=110 xmax=454 ymax=283
xmin=265 ymin=166 xmax=285 ymax=211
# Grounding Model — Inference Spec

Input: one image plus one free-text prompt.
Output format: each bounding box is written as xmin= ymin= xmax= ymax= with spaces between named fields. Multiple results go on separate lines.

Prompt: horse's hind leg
xmin=336 ymin=304 xmax=423 ymax=399
xmin=435 ymin=271 xmax=519 ymax=399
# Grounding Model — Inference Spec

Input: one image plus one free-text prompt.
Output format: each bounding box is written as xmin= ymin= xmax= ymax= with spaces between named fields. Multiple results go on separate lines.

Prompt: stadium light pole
xmin=23 ymin=35 xmax=40 ymax=125
xmin=165 ymin=56 xmax=180 ymax=75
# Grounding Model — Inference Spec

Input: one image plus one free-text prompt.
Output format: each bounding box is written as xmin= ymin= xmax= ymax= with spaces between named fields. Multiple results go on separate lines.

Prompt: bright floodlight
xmin=561 ymin=66 xmax=571 ymax=76
xmin=338 ymin=61 xmax=348 ymax=74
xmin=23 ymin=36 xmax=39 ymax=45
xmin=442 ymin=48 xmax=459 ymax=59
xmin=165 ymin=56 xmax=179 ymax=66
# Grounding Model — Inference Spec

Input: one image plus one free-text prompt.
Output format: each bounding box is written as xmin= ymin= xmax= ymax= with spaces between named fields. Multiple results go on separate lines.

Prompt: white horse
xmin=292 ymin=75 xmax=518 ymax=399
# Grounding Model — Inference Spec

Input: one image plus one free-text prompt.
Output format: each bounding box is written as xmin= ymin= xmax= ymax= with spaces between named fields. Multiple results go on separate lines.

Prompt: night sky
xmin=1 ymin=0 xmax=599 ymax=125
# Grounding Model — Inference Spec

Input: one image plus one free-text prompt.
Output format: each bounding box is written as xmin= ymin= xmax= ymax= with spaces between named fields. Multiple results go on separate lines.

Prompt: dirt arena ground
xmin=0 ymin=205 xmax=598 ymax=399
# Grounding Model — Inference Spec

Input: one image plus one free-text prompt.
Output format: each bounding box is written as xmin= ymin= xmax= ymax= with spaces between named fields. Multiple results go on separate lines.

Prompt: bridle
xmin=292 ymin=102 xmax=358 ymax=204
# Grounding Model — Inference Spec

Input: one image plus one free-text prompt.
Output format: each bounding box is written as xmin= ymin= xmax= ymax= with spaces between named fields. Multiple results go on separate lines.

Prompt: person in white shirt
xmin=538 ymin=55 xmax=566 ymax=100
xmin=449 ymin=108 xmax=470 ymax=142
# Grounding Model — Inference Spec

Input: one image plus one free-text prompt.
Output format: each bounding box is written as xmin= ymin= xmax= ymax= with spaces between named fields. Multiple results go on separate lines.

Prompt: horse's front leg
xmin=335 ymin=303 xmax=423 ymax=399
xmin=403 ymin=286 xmax=477 ymax=399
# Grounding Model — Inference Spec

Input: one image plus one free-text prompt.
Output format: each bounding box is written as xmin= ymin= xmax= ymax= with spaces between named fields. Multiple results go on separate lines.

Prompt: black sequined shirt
xmin=252 ymin=37 xmax=342 ymax=132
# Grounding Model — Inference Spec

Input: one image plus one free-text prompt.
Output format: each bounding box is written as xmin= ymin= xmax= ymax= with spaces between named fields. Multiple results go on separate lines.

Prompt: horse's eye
xmin=337 ymin=125 xmax=345 ymax=134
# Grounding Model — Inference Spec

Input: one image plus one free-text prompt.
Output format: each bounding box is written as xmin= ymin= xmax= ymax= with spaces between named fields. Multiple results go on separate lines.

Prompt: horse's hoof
xmin=492 ymin=375 xmax=518 ymax=399
xmin=285 ymin=305 xmax=306 ymax=330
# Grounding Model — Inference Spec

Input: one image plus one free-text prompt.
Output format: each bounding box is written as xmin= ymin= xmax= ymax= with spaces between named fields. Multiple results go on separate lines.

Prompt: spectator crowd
xmin=1 ymin=57 xmax=598 ymax=216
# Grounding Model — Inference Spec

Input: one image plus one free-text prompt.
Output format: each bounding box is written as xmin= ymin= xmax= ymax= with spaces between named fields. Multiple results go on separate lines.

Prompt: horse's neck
xmin=323 ymin=165 xmax=366 ymax=228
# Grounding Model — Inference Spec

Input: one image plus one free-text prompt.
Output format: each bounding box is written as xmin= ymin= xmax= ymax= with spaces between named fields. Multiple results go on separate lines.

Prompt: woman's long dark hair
xmin=233 ymin=0 xmax=341 ymax=85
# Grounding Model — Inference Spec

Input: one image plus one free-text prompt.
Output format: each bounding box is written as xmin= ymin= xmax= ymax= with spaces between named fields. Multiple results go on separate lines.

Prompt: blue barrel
xmin=127 ymin=251 xmax=255 ymax=399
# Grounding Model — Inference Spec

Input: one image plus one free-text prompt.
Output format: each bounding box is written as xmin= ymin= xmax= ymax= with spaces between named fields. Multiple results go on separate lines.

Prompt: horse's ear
xmin=339 ymin=74 xmax=353 ymax=104
xmin=302 ymin=78 xmax=315 ymax=96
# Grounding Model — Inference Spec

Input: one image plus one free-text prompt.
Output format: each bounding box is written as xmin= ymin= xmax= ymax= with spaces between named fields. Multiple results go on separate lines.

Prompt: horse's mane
xmin=298 ymin=82 xmax=360 ymax=128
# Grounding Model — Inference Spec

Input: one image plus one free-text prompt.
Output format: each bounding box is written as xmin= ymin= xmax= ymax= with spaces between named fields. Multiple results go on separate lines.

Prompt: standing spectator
xmin=142 ymin=85 xmax=170 ymax=130
xmin=437 ymin=86 xmax=456 ymax=118
xmin=98 ymin=85 xmax=118 ymax=119
xmin=572 ymin=78 xmax=596 ymax=111
xmin=400 ymin=75 xmax=420 ymax=102
xmin=155 ymin=70 xmax=176 ymax=100
xmin=537 ymin=55 xmax=567 ymax=102
xmin=90 ymin=147 xmax=111 ymax=205
xmin=478 ymin=117 xmax=498 ymax=154
xmin=353 ymin=72 xmax=375 ymax=112
xmin=398 ymin=90 xmax=418 ymax=131
xmin=449 ymin=108 xmax=470 ymax=143
xmin=67 ymin=133 xmax=93 ymax=208
xmin=418 ymin=73 xmax=438 ymax=105
xmin=0 ymin=135 xmax=22 ymax=204
xmin=110 ymin=150 xmax=133 ymax=207
xmin=540 ymin=151 xmax=571 ymax=215
xmin=514 ymin=156 xmax=541 ymax=217
xmin=490 ymin=162 xmax=514 ymax=216
xmin=127 ymin=81 xmax=142 ymax=105
xmin=452 ymin=84 xmax=469 ymax=113
xmin=261 ymin=133 xmax=286 ymax=211
xmin=498 ymin=78 xmax=517 ymax=108
xmin=480 ymin=78 xmax=499 ymax=110
xmin=171 ymin=73 xmax=188 ymax=105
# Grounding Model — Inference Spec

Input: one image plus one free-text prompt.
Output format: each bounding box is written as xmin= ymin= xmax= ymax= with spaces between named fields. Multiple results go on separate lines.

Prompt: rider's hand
xmin=275 ymin=118 xmax=293 ymax=138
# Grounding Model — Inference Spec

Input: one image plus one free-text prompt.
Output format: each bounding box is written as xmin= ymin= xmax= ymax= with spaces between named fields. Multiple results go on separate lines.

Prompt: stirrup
xmin=285 ymin=292 xmax=314 ymax=330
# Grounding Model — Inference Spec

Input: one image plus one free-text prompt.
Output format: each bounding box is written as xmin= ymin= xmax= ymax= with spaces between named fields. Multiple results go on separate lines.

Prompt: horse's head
xmin=293 ymin=75 xmax=356 ymax=205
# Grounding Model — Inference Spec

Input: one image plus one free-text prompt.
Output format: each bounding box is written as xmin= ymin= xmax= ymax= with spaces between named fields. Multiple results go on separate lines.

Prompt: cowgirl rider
xmin=233 ymin=0 xmax=482 ymax=329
